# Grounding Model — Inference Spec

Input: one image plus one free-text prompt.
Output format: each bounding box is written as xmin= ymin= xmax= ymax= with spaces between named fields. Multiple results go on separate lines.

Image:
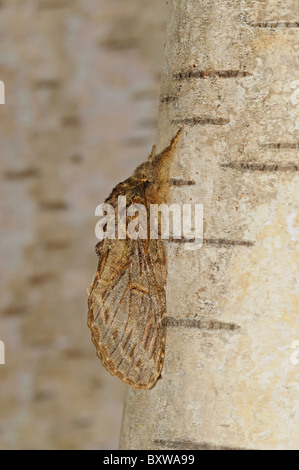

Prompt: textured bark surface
xmin=120 ymin=0 xmax=299 ymax=450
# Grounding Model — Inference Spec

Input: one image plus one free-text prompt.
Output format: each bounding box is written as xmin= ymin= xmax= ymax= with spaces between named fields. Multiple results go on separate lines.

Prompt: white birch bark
xmin=120 ymin=0 xmax=299 ymax=450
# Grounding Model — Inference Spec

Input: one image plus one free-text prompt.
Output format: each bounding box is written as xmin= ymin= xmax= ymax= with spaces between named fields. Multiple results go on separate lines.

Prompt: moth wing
xmin=87 ymin=238 xmax=166 ymax=389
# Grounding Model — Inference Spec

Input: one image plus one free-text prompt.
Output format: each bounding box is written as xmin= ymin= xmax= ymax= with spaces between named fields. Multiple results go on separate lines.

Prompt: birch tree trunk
xmin=119 ymin=0 xmax=299 ymax=450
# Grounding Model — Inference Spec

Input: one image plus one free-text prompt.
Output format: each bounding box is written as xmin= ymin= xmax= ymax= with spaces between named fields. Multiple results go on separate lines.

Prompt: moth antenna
xmin=148 ymin=144 xmax=156 ymax=163
xmin=157 ymin=126 xmax=184 ymax=159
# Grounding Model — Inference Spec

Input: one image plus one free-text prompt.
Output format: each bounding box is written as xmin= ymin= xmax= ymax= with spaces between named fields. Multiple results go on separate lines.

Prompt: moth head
xmin=140 ymin=178 xmax=152 ymax=187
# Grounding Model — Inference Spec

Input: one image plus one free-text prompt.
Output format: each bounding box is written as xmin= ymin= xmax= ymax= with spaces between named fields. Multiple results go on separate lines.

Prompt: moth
xmin=87 ymin=127 xmax=183 ymax=389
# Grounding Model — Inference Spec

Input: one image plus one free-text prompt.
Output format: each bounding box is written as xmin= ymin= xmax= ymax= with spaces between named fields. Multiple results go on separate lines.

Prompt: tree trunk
xmin=119 ymin=0 xmax=299 ymax=450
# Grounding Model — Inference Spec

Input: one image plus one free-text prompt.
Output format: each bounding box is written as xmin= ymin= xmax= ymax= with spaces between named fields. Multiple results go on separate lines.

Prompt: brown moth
xmin=87 ymin=127 xmax=183 ymax=389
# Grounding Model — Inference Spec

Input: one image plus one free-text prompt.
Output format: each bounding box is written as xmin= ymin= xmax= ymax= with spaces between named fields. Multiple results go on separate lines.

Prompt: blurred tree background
xmin=0 ymin=0 xmax=167 ymax=449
